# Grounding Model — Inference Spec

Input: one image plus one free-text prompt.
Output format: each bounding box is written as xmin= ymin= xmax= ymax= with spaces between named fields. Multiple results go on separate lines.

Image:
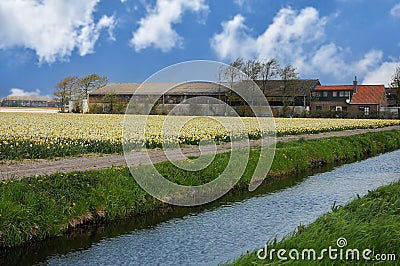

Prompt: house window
xmin=339 ymin=91 xmax=350 ymax=97
xmin=364 ymin=106 xmax=370 ymax=115
xmin=336 ymin=106 xmax=342 ymax=111
xmin=323 ymin=91 xmax=328 ymax=97
xmin=330 ymin=106 xmax=335 ymax=111
xmin=342 ymin=106 xmax=348 ymax=111
xmin=333 ymin=91 xmax=337 ymax=97
xmin=314 ymin=92 xmax=321 ymax=97
xmin=316 ymin=106 xmax=322 ymax=111
xmin=359 ymin=106 xmax=370 ymax=116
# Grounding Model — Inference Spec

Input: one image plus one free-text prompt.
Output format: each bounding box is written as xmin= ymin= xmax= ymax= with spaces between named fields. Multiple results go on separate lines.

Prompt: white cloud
xmin=131 ymin=0 xmax=208 ymax=52
xmin=8 ymin=88 xmax=41 ymax=97
xmin=234 ymin=0 xmax=245 ymax=7
xmin=256 ymin=7 xmax=327 ymax=63
xmin=210 ymin=15 xmax=256 ymax=59
xmin=390 ymin=3 xmax=400 ymax=17
xmin=362 ymin=61 xmax=400 ymax=85
xmin=233 ymin=0 xmax=253 ymax=12
xmin=0 ymin=0 xmax=116 ymax=64
xmin=211 ymin=7 xmax=327 ymax=62
xmin=305 ymin=45 xmax=383 ymax=80
xmin=211 ymin=6 xmax=395 ymax=83
xmin=77 ymin=15 xmax=116 ymax=56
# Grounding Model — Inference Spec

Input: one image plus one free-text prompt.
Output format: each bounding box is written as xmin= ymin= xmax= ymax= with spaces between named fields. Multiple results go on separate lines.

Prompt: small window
xmin=364 ymin=106 xmax=370 ymax=115
xmin=359 ymin=106 xmax=370 ymax=116
xmin=323 ymin=91 xmax=328 ymax=97
xmin=336 ymin=106 xmax=342 ymax=111
xmin=339 ymin=91 xmax=350 ymax=97
xmin=333 ymin=91 xmax=337 ymax=97
xmin=330 ymin=106 xmax=335 ymax=111
xmin=314 ymin=92 xmax=321 ymax=97
xmin=342 ymin=106 xmax=348 ymax=111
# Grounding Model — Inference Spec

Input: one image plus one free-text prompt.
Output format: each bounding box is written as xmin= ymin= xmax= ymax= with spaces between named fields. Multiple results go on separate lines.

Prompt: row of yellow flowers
xmin=0 ymin=113 xmax=399 ymax=159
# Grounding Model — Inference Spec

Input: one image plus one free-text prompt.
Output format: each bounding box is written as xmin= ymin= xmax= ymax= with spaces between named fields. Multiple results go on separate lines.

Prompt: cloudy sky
xmin=0 ymin=0 xmax=399 ymax=98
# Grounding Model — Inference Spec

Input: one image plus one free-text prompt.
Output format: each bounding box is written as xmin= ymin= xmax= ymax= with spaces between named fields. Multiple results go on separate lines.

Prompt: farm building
xmin=88 ymin=79 xmax=320 ymax=116
xmin=0 ymin=95 xmax=57 ymax=108
xmin=254 ymin=79 xmax=320 ymax=115
xmin=311 ymin=78 xmax=388 ymax=117
xmin=385 ymin=87 xmax=399 ymax=107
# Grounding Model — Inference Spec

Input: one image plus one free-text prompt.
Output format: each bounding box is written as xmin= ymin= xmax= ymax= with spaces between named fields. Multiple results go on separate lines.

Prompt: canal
xmin=2 ymin=150 xmax=400 ymax=265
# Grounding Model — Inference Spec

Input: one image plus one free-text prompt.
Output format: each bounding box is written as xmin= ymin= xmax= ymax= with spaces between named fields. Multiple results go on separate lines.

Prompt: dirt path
xmin=1 ymin=126 xmax=399 ymax=181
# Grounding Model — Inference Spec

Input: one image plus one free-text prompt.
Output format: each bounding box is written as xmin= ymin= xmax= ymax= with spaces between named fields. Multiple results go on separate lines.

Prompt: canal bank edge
xmin=1 ymin=130 xmax=400 ymax=249
xmin=228 ymin=178 xmax=400 ymax=265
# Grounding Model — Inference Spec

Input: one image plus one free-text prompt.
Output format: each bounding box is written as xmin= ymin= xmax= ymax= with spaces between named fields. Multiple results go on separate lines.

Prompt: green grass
xmin=229 ymin=180 xmax=400 ymax=265
xmin=0 ymin=138 xmax=122 ymax=160
xmin=1 ymin=130 xmax=400 ymax=248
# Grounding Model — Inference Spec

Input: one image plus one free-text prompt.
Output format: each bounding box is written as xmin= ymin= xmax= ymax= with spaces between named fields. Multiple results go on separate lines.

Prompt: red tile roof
xmin=316 ymin=85 xmax=386 ymax=104
xmin=315 ymin=85 xmax=353 ymax=91
xmin=351 ymin=85 xmax=386 ymax=104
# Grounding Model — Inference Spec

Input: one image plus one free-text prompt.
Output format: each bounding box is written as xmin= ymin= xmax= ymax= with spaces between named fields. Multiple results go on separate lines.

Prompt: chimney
xmin=353 ymin=76 xmax=358 ymax=93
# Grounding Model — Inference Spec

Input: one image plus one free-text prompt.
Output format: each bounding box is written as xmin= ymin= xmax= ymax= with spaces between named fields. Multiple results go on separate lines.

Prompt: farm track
xmin=1 ymin=126 xmax=399 ymax=181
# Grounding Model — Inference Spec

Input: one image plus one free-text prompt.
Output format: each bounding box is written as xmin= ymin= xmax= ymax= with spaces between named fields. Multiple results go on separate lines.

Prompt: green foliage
xmin=0 ymin=168 xmax=156 ymax=247
xmin=89 ymin=104 xmax=104 ymax=114
xmin=1 ymin=131 xmax=400 ymax=248
xmin=78 ymin=74 xmax=108 ymax=98
xmin=0 ymin=138 xmax=122 ymax=160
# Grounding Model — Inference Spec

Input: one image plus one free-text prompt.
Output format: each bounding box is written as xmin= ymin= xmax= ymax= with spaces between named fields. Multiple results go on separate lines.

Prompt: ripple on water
xmin=34 ymin=150 xmax=400 ymax=266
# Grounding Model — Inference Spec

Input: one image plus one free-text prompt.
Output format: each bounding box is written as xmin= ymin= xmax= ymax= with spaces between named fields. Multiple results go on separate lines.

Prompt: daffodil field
xmin=1 ymin=113 xmax=399 ymax=160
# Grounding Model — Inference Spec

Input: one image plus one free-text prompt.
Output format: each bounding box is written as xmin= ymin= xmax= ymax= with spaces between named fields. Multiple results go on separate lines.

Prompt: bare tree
xmin=259 ymin=58 xmax=280 ymax=93
xmin=390 ymin=64 xmax=400 ymax=107
xmin=54 ymin=76 xmax=78 ymax=112
xmin=224 ymin=58 xmax=244 ymax=86
xmin=241 ymin=59 xmax=261 ymax=80
xmin=222 ymin=58 xmax=244 ymax=107
xmin=279 ymin=64 xmax=299 ymax=116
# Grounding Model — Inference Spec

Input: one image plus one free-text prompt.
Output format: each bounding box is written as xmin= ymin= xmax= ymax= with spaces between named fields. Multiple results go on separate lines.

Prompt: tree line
xmin=221 ymin=58 xmax=301 ymax=116
xmin=221 ymin=58 xmax=299 ymax=92
xmin=54 ymin=74 xmax=108 ymax=112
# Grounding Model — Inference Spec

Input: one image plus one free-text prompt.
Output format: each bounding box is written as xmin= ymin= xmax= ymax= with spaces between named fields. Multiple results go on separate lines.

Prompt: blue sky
xmin=0 ymin=0 xmax=400 ymax=98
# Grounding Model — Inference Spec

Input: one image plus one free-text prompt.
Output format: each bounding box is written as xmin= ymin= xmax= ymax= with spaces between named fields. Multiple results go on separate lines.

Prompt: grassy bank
xmin=1 ymin=130 xmax=400 ymax=248
xmin=229 ymin=179 xmax=400 ymax=266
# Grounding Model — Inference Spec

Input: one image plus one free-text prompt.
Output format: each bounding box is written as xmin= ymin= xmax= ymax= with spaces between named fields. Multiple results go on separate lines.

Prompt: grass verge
xmin=228 ymin=179 xmax=400 ymax=265
xmin=1 ymin=130 xmax=400 ymax=248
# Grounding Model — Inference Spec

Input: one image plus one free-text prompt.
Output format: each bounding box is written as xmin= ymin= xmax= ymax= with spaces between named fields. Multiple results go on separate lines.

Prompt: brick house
xmin=311 ymin=78 xmax=388 ymax=116
xmin=385 ymin=87 xmax=399 ymax=107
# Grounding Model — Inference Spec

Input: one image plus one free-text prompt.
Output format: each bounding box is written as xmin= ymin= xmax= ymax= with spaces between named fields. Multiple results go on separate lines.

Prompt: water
xmin=4 ymin=150 xmax=400 ymax=265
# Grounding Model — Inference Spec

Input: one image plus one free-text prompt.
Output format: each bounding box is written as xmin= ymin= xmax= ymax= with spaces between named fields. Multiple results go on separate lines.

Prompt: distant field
xmin=0 ymin=107 xmax=59 ymax=113
xmin=0 ymin=113 xmax=399 ymax=160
